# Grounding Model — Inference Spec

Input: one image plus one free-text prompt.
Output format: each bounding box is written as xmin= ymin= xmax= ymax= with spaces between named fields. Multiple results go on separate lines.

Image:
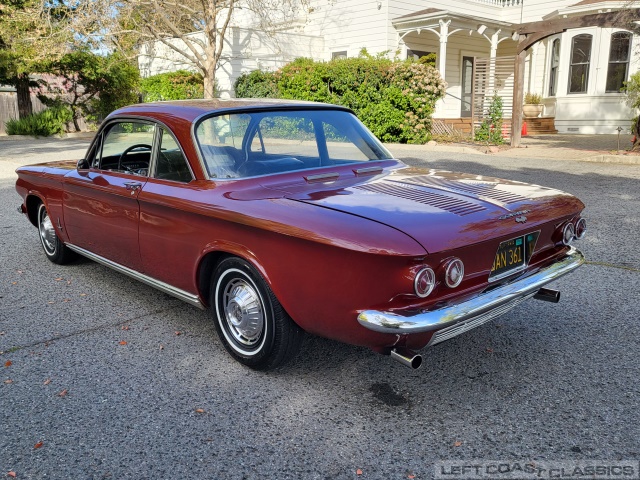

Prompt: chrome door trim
xmin=66 ymin=243 xmax=204 ymax=310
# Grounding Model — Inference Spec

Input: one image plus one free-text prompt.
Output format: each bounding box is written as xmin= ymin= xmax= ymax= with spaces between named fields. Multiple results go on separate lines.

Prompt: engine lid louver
xmin=396 ymin=175 xmax=529 ymax=205
xmin=354 ymin=182 xmax=486 ymax=216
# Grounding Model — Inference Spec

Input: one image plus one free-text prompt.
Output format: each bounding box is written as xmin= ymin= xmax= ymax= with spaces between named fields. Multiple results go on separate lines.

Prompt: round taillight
xmin=414 ymin=267 xmax=436 ymax=298
xmin=562 ymin=222 xmax=575 ymax=245
xmin=444 ymin=258 xmax=464 ymax=288
xmin=575 ymin=218 xmax=587 ymax=239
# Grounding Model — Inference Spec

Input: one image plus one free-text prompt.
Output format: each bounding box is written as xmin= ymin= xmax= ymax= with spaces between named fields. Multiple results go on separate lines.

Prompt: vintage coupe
xmin=16 ymin=100 xmax=586 ymax=370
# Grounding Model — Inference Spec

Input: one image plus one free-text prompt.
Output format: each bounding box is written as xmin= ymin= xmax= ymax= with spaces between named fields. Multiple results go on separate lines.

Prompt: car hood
xmin=264 ymin=166 xmax=584 ymax=253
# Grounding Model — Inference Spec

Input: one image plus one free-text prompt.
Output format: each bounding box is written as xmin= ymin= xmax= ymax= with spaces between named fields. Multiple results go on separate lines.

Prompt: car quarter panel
xmin=135 ymin=175 xmax=428 ymax=347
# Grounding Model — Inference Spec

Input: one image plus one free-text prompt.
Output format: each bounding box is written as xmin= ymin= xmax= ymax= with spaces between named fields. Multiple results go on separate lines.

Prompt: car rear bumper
xmin=357 ymin=247 xmax=585 ymax=337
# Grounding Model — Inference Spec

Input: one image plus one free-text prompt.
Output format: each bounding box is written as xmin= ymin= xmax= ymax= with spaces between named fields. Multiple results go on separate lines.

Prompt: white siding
xmin=139 ymin=27 xmax=323 ymax=98
xmin=501 ymin=0 xmax=577 ymax=23
xmin=304 ymin=0 xmax=391 ymax=59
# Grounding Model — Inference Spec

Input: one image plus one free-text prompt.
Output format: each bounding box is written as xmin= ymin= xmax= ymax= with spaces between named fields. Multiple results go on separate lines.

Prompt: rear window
xmin=195 ymin=109 xmax=391 ymax=179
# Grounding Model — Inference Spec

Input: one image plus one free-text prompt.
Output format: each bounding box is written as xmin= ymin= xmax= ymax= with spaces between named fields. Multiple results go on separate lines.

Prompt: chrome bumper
xmin=357 ymin=247 xmax=585 ymax=336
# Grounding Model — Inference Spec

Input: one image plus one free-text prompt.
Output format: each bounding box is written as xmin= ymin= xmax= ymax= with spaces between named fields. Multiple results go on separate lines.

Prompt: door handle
xmin=124 ymin=181 xmax=142 ymax=194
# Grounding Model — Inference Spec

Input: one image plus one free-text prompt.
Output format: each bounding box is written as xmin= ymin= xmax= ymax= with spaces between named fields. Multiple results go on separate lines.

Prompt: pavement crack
xmin=0 ymin=305 xmax=185 ymax=355
xmin=585 ymin=260 xmax=640 ymax=272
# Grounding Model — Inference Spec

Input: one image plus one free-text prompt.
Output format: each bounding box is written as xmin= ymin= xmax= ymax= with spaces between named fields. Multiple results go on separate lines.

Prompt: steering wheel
xmin=118 ymin=144 xmax=152 ymax=171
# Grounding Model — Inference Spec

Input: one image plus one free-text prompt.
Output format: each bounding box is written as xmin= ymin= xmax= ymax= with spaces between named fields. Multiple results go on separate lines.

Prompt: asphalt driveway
xmin=1 ymin=137 xmax=639 ymax=479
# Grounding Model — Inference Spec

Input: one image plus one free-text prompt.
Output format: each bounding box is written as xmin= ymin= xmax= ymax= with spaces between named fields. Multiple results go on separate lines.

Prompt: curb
xmin=0 ymin=132 xmax=95 ymax=141
xmin=386 ymin=142 xmax=640 ymax=165
xmin=578 ymin=154 xmax=640 ymax=165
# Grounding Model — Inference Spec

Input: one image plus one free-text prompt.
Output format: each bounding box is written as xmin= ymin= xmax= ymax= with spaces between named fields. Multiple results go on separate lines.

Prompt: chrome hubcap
xmin=223 ymin=278 xmax=264 ymax=346
xmin=39 ymin=211 xmax=56 ymax=254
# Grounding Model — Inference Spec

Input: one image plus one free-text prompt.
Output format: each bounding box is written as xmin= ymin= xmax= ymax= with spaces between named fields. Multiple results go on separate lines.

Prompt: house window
xmin=548 ymin=39 xmax=560 ymax=96
xmin=606 ymin=32 xmax=632 ymax=93
xmin=331 ymin=51 xmax=347 ymax=59
xmin=568 ymin=34 xmax=592 ymax=94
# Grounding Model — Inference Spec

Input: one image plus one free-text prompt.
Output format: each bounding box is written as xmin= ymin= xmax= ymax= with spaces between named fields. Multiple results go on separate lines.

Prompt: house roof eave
xmin=542 ymin=1 xmax=629 ymax=20
xmin=393 ymin=10 xmax=513 ymax=33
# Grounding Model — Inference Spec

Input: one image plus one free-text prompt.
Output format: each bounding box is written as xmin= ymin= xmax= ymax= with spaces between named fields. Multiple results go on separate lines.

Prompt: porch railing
xmin=467 ymin=0 xmax=523 ymax=6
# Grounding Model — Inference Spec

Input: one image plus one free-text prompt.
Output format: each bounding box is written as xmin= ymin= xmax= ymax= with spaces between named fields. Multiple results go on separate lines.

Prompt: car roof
xmin=110 ymin=99 xmax=351 ymax=123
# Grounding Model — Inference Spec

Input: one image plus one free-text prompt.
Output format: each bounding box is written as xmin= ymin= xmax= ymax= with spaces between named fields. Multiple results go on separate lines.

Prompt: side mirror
xmin=77 ymin=158 xmax=90 ymax=170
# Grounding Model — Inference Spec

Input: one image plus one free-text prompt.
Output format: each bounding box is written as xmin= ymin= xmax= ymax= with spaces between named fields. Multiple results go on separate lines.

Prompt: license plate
xmin=489 ymin=232 xmax=539 ymax=281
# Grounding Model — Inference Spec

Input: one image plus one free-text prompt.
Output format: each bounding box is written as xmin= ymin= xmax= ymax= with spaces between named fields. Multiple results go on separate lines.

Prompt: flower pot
xmin=523 ymin=104 xmax=543 ymax=118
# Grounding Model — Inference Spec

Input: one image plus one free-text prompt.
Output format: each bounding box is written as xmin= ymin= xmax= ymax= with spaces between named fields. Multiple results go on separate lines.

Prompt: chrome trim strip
xmin=354 ymin=166 xmax=383 ymax=175
xmin=304 ymin=172 xmax=340 ymax=183
xmin=66 ymin=244 xmax=205 ymax=310
xmin=357 ymin=247 xmax=584 ymax=334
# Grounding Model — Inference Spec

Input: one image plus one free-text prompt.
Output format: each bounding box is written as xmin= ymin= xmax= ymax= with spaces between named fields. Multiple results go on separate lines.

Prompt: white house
xmin=139 ymin=0 xmax=640 ymax=134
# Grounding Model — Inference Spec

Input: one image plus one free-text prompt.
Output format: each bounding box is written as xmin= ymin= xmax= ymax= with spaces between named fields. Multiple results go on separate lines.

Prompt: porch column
xmin=438 ymin=19 xmax=450 ymax=79
xmin=528 ymin=42 xmax=540 ymax=94
xmin=487 ymin=29 xmax=501 ymax=95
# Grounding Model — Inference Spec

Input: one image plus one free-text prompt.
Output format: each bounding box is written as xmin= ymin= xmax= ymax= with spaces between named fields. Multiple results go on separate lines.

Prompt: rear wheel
xmin=37 ymin=203 xmax=74 ymax=264
xmin=210 ymin=257 xmax=303 ymax=370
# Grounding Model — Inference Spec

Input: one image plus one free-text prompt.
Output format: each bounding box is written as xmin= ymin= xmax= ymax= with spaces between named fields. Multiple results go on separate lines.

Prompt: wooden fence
xmin=0 ymin=90 xmax=88 ymax=135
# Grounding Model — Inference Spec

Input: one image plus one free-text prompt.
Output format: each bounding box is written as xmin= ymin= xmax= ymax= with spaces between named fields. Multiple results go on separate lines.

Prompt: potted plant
xmin=523 ymin=92 xmax=543 ymax=118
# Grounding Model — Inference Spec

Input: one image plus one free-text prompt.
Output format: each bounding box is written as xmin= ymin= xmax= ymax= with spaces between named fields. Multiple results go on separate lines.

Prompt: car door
xmin=137 ymin=125 xmax=201 ymax=293
xmin=63 ymin=120 xmax=155 ymax=271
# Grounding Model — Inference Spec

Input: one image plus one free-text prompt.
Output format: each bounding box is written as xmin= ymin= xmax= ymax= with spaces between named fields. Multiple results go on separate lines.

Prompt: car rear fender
xmin=195 ymin=240 xmax=273 ymax=308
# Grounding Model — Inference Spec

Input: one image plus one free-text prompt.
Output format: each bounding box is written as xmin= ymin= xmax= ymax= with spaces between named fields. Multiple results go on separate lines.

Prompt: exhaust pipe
xmin=390 ymin=348 xmax=423 ymax=369
xmin=534 ymin=287 xmax=561 ymax=303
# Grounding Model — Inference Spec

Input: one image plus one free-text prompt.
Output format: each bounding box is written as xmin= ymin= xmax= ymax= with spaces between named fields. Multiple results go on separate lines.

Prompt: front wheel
xmin=37 ymin=203 xmax=74 ymax=264
xmin=210 ymin=257 xmax=304 ymax=370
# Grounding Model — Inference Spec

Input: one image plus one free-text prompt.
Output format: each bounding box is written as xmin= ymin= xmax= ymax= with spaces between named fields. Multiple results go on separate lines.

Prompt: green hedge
xmin=141 ymin=70 xmax=204 ymax=102
xmin=233 ymin=56 xmax=446 ymax=144
xmin=5 ymin=105 xmax=73 ymax=136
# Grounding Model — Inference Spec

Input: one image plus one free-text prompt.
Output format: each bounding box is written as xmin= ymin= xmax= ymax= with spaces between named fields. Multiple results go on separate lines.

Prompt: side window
xmin=548 ymin=38 xmax=560 ymax=97
xmin=155 ymin=127 xmax=193 ymax=183
xmin=97 ymin=122 xmax=155 ymax=175
xmin=606 ymin=31 xmax=632 ymax=93
xmin=88 ymin=133 xmax=104 ymax=168
xmin=196 ymin=114 xmax=250 ymax=179
xmin=568 ymin=34 xmax=592 ymax=94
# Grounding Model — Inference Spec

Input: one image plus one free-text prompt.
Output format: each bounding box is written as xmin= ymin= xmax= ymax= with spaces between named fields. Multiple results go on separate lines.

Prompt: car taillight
xmin=414 ymin=267 xmax=436 ymax=298
xmin=444 ymin=258 xmax=464 ymax=288
xmin=562 ymin=222 xmax=575 ymax=245
xmin=575 ymin=218 xmax=587 ymax=239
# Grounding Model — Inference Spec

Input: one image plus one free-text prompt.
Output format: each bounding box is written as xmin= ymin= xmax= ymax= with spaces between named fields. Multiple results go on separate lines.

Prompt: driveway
xmin=1 ymin=138 xmax=639 ymax=479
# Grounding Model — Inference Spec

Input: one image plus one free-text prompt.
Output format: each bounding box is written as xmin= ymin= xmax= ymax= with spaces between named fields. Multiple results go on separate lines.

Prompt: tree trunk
xmin=203 ymin=71 xmax=216 ymax=99
xmin=16 ymin=74 xmax=33 ymax=119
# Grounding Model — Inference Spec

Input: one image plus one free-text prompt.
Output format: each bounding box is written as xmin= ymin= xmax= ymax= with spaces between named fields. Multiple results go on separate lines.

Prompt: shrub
xmin=141 ymin=70 xmax=204 ymax=102
xmin=234 ymin=70 xmax=280 ymax=98
xmin=236 ymin=56 xmax=446 ymax=144
xmin=5 ymin=105 xmax=72 ymax=136
xmin=474 ymin=93 xmax=505 ymax=145
xmin=625 ymin=71 xmax=640 ymax=109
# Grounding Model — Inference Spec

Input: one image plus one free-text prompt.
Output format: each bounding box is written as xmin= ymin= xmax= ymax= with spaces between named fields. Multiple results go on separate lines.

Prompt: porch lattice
xmin=472 ymin=56 xmax=516 ymax=138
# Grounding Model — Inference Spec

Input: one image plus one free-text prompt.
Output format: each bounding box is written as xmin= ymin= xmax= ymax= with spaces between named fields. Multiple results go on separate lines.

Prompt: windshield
xmin=195 ymin=109 xmax=393 ymax=179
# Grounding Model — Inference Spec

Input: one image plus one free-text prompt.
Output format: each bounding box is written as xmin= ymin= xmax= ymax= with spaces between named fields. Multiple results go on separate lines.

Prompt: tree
xmin=38 ymin=50 xmax=140 ymax=131
xmin=0 ymin=0 xmax=72 ymax=118
xmin=92 ymin=0 xmax=308 ymax=98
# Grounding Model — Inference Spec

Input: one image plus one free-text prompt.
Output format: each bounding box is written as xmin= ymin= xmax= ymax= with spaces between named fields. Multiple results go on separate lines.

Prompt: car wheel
xmin=211 ymin=257 xmax=304 ymax=370
xmin=37 ymin=203 xmax=74 ymax=264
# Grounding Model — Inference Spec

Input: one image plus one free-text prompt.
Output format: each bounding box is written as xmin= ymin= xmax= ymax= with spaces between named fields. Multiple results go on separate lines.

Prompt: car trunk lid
xmin=269 ymin=167 xmax=584 ymax=253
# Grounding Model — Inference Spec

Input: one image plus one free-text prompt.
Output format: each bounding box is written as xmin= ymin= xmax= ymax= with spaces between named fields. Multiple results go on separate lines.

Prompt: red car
xmin=15 ymin=100 xmax=586 ymax=370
